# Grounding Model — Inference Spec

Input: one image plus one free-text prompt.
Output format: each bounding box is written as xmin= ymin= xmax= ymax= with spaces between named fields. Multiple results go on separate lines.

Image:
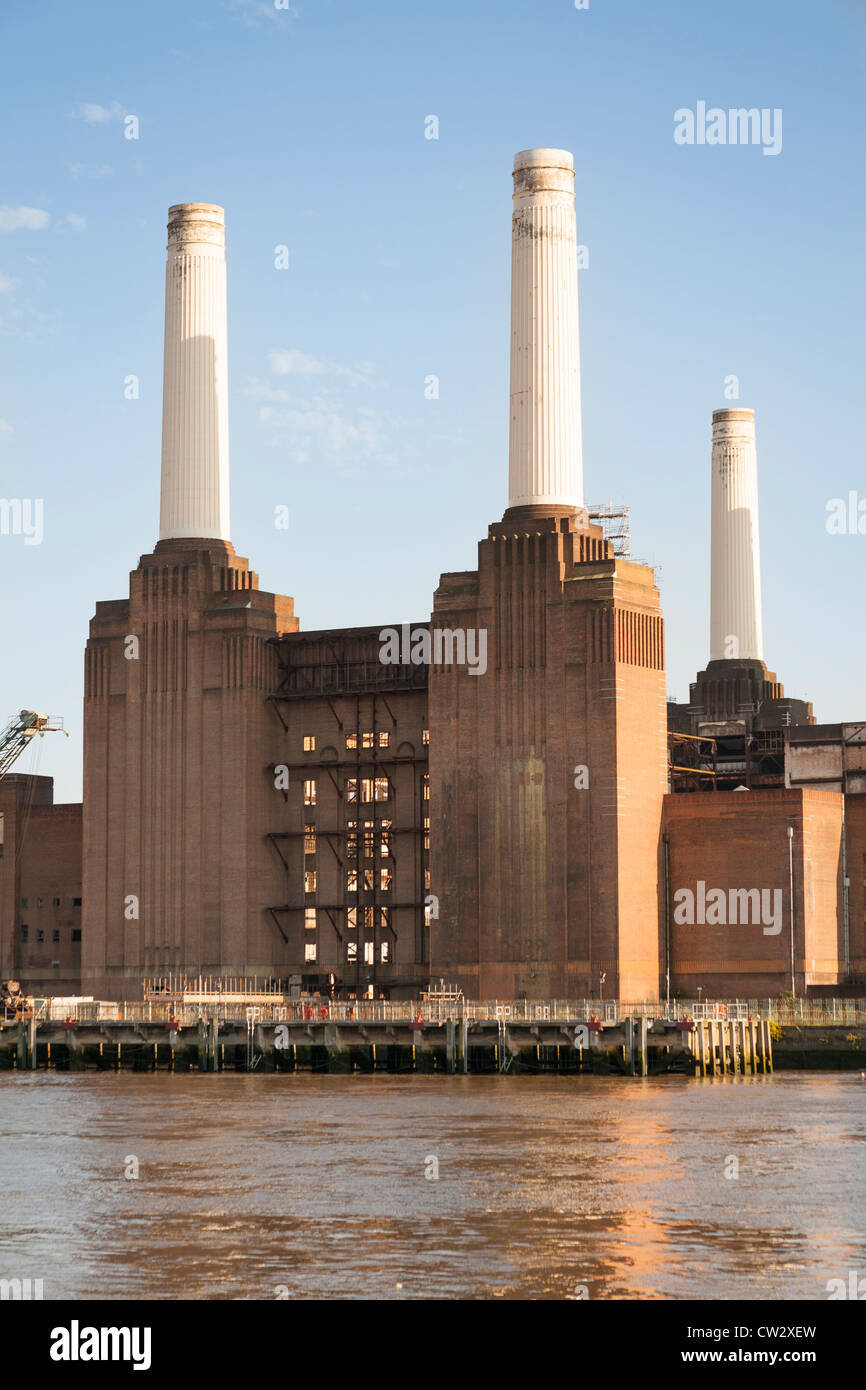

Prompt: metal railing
xmin=10 ymin=996 xmax=866 ymax=1029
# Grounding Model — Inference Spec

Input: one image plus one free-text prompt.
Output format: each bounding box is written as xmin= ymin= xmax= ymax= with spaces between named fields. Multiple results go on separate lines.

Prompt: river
xmin=1 ymin=1071 xmax=864 ymax=1300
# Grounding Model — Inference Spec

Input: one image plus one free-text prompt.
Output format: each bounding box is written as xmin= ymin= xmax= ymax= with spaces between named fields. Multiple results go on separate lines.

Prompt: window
xmin=346 ymin=824 xmax=358 ymax=860
xmin=378 ymin=730 xmax=390 ymax=748
xmin=380 ymin=820 xmax=392 ymax=857
xmin=304 ymin=779 xmax=316 ymax=806
xmin=347 ymin=907 xmax=357 ymax=929
xmin=348 ymin=778 xmax=387 ymax=803
xmin=20 ymin=897 xmax=28 ymax=909
xmin=425 ymin=869 xmax=431 ymax=890
xmin=363 ymin=823 xmax=375 ymax=858
xmin=363 ymin=869 xmax=374 ymax=891
xmin=72 ymin=929 xmax=81 ymax=943
xmin=380 ymin=942 xmax=390 ymax=963
xmin=362 ymin=731 xmax=374 ymax=749
xmin=422 ymin=728 xmax=430 ymax=745
xmin=36 ymin=929 xmax=44 ymax=943
xmin=347 ymin=869 xmax=358 ymax=893
xmin=380 ymin=868 xmax=392 ymax=892
xmin=305 ymin=943 xmax=317 ymax=962
xmin=346 ymin=732 xmax=358 ymax=750
xmin=72 ymin=897 xmax=82 ymax=907
xmin=363 ymin=906 xmax=375 ymax=929
xmin=52 ymin=929 xmax=60 ymax=943
xmin=304 ymin=824 xmax=316 ymax=854
xmin=303 ymin=735 xmax=316 ymax=752
xmin=423 ymin=815 xmax=430 ymax=851
xmin=379 ymin=906 xmax=390 ymax=929
xmin=53 ymin=897 xmax=61 ymax=908
xmin=346 ymin=940 xmax=357 ymax=961
xmin=37 ymin=898 xmax=44 ymax=908
xmin=364 ymin=941 xmax=375 ymax=964
xmin=304 ymin=907 xmax=317 ymax=930
xmin=422 ymin=774 xmax=430 ymax=801
xmin=304 ymin=870 xmax=317 ymax=894
xmin=20 ymin=925 xmax=28 ymax=942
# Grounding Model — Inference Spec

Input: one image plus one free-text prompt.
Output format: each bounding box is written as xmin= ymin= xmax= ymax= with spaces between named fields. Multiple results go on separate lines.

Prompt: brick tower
xmin=82 ymin=205 xmax=298 ymax=998
xmin=429 ymin=151 xmax=667 ymax=1000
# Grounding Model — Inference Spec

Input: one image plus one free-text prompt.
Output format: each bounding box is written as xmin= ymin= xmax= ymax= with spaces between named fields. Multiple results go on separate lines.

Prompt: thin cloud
xmin=225 ymin=0 xmax=298 ymax=25
xmin=67 ymin=162 xmax=114 ymax=180
xmin=0 ymin=274 xmax=17 ymax=293
xmin=64 ymin=213 xmax=87 ymax=232
xmin=69 ymin=101 xmax=125 ymax=124
xmin=268 ymin=348 xmax=381 ymax=388
xmin=0 ymin=206 xmax=51 ymax=233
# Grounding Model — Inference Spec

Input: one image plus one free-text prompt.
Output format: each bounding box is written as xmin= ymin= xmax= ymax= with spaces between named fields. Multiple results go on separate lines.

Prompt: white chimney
xmin=159 ymin=203 xmax=231 ymax=542
xmin=507 ymin=148 xmax=583 ymax=512
xmin=710 ymin=408 xmax=764 ymax=662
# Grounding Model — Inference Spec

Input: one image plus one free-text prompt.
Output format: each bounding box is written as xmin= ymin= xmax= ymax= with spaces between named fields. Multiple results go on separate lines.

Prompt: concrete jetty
xmin=0 ymin=1001 xmax=779 ymax=1076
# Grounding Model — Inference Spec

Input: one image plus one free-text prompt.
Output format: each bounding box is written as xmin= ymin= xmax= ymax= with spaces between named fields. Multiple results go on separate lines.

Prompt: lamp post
xmin=787 ymin=826 xmax=796 ymax=997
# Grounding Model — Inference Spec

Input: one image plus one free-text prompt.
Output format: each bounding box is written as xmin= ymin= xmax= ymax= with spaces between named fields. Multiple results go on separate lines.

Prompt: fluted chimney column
xmin=159 ymin=203 xmax=231 ymax=542
xmin=710 ymin=408 xmax=764 ymax=661
xmin=507 ymin=148 xmax=583 ymax=514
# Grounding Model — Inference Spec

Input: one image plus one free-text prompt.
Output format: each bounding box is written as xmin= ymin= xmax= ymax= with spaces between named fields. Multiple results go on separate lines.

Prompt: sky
xmin=1 ymin=0 xmax=865 ymax=802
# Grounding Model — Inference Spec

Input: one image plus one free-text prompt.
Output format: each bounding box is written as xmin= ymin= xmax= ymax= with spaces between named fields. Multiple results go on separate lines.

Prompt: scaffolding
xmin=586 ymin=502 xmax=631 ymax=557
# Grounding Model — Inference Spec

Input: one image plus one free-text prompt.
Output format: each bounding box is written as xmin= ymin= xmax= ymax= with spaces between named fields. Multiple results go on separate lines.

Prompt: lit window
xmin=422 ymin=774 xmax=430 ymax=801
xmin=364 ymin=941 xmax=375 ymax=964
xmin=305 ymin=943 xmax=317 ymax=962
xmin=346 ymin=732 xmax=358 ymax=750
xmin=363 ymin=869 xmax=374 ymax=891
xmin=374 ymin=777 xmax=389 ymax=802
xmin=380 ymin=941 xmax=390 ymax=963
xmin=305 ymin=870 xmax=317 ymax=893
xmin=380 ymin=868 xmax=392 ymax=892
xmin=347 ymin=868 xmax=358 ymax=893
xmin=363 ymin=824 xmax=375 ymax=857
xmin=304 ymin=824 xmax=316 ymax=854
xmin=304 ymin=779 xmax=316 ymax=806
xmin=363 ymin=906 xmax=375 ymax=929
xmin=304 ymin=908 xmax=316 ymax=930
xmin=346 ymin=778 xmax=358 ymax=803
xmin=362 ymin=731 xmax=374 ymax=749
xmin=380 ymin=825 xmax=391 ymax=857
xmin=422 ymin=729 xmax=430 ymax=745
xmin=423 ymin=815 xmax=430 ymax=851
xmin=425 ymin=869 xmax=431 ymax=890
xmin=303 ymin=735 xmax=316 ymax=752
xmin=379 ymin=906 xmax=390 ymax=929
xmin=347 ymin=907 xmax=357 ymax=929
xmin=347 ymin=941 xmax=357 ymax=961
xmin=378 ymin=730 xmax=390 ymax=748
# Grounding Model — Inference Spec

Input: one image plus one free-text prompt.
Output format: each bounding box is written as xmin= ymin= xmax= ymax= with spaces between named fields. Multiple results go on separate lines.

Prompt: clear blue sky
xmin=1 ymin=0 xmax=864 ymax=802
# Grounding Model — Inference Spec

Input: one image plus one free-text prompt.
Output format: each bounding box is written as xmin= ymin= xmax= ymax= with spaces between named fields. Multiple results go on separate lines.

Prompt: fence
xmin=14 ymin=996 xmax=866 ymax=1028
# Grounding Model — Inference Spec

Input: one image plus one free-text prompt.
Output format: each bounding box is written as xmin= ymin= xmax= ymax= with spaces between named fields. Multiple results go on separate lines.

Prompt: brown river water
xmin=1 ymin=1071 xmax=864 ymax=1300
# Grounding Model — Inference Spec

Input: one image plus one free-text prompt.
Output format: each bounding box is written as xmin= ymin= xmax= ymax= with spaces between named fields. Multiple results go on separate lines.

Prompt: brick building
xmin=0 ymin=775 xmax=82 ymax=995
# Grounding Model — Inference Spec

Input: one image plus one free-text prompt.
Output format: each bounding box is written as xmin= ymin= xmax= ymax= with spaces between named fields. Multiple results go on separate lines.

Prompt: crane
xmin=0 ymin=709 xmax=68 ymax=783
